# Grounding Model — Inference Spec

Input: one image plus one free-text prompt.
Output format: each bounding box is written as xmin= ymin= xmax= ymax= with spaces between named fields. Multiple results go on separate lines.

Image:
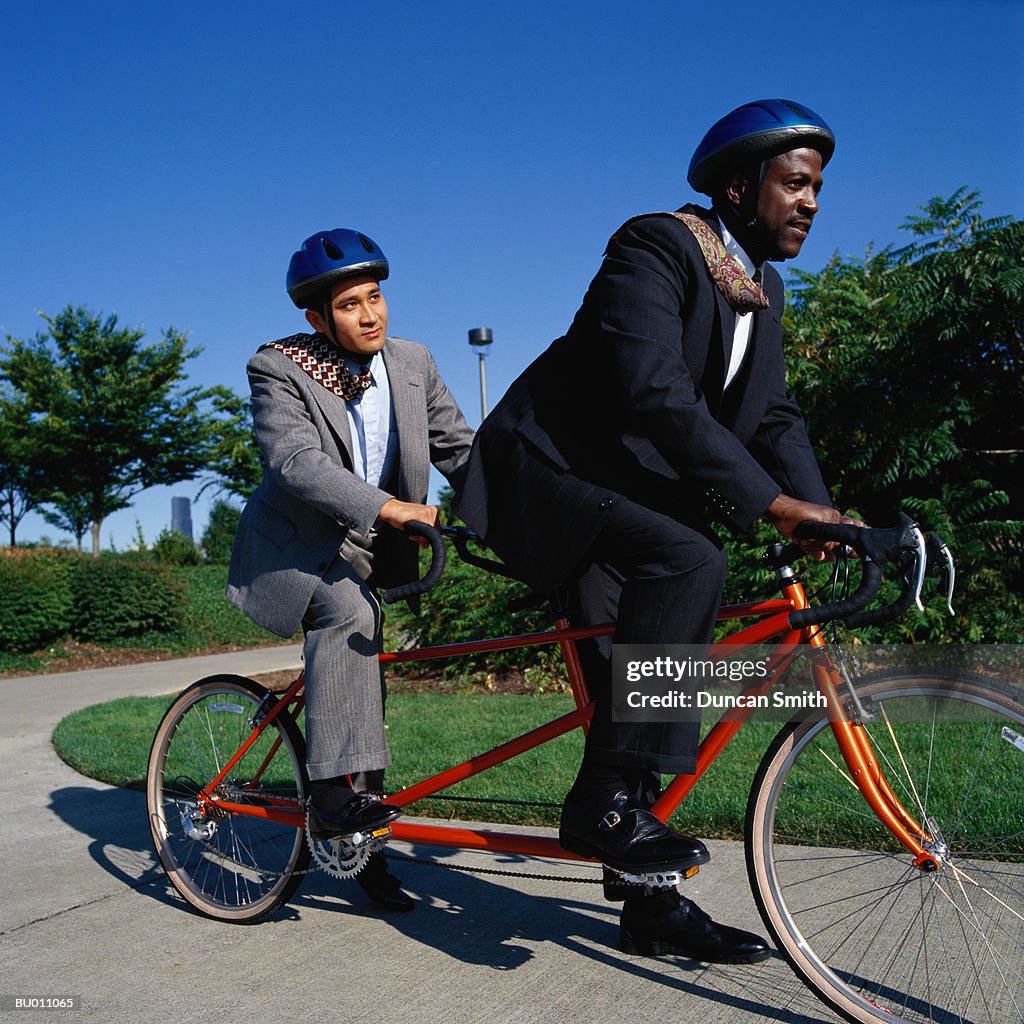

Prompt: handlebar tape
xmin=788 ymin=512 xmax=922 ymax=629
xmin=379 ymin=521 xmax=447 ymax=604
xmin=844 ymin=582 xmax=916 ymax=628
xmin=789 ymin=559 xmax=883 ymax=628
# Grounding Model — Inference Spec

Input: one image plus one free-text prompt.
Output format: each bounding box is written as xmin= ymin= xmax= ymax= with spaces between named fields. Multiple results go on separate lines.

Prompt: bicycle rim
xmin=747 ymin=670 xmax=1024 ymax=1023
xmin=146 ymin=674 xmax=310 ymax=923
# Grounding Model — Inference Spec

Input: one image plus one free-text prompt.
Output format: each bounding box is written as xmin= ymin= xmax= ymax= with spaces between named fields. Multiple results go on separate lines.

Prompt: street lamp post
xmin=468 ymin=327 xmax=493 ymax=420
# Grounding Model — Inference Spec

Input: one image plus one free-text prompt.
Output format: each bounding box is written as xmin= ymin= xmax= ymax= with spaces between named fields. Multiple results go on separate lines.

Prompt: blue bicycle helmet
xmin=687 ymin=99 xmax=835 ymax=195
xmin=286 ymin=228 xmax=389 ymax=309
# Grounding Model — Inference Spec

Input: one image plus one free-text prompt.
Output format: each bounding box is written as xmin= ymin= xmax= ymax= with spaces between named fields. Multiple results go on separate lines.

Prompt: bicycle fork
xmin=808 ymin=638 xmax=943 ymax=873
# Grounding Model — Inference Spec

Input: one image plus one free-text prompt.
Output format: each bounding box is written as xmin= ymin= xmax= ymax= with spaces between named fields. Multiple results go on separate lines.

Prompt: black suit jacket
xmin=455 ymin=206 xmax=829 ymax=590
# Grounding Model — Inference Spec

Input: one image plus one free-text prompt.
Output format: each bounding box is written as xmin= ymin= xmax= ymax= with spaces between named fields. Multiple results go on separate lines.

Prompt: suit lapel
xmin=681 ymin=207 xmax=734 ymax=414
xmin=382 ymin=341 xmax=426 ymax=499
xmin=292 ymin=358 xmax=356 ymax=465
xmin=718 ymin=267 xmax=782 ymax=427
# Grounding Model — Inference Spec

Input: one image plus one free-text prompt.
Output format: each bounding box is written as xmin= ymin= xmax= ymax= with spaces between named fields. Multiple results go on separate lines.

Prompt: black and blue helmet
xmin=286 ymin=228 xmax=389 ymax=309
xmin=687 ymin=99 xmax=835 ymax=195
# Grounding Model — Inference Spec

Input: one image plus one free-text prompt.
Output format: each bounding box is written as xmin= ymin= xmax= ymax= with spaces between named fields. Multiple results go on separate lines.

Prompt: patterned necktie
xmin=260 ymin=334 xmax=375 ymax=401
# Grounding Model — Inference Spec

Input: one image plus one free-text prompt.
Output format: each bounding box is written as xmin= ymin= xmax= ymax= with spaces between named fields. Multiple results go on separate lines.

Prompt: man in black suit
xmin=456 ymin=100 xmax=857 ymax=963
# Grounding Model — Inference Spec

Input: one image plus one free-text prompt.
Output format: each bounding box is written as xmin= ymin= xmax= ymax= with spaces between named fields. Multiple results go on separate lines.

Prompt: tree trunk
xmin=90 ymin=520 xmax=102 ymax=558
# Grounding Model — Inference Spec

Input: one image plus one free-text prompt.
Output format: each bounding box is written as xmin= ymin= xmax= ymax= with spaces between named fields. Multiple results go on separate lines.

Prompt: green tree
xmin=779 ymin=189 xmax=1023 ymax=640
xmin=40 ymin=491 xmax=92 ymax=552
xmin=0 ymin=393 xmax=48 ymax=545
xmin=200 ymin=499 xmax=242 ymax=564
xmin=198 ymin=389 xmax=263 ymax=500
xmin=0 ymin=306 xmax=225 ymax=557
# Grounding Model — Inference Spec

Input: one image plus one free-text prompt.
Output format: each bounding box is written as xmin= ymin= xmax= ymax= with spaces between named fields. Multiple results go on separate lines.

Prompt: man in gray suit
xmin=227 ymin=228 xmax=473 ymax=908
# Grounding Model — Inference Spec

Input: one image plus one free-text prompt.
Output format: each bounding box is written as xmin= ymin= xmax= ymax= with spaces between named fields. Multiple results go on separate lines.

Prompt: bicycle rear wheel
xmin=146 ymin=674 xmax=310 ymax=923
xmin=746 ymin=670 xmax=1024 ymax=1023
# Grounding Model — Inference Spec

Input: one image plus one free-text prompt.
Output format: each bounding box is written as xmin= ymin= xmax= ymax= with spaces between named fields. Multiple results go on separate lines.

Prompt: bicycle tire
xmin=146 ymin=674 xmax=311 ymax=923
xmin=746 ymin=669 xmax=1024 ymax=1024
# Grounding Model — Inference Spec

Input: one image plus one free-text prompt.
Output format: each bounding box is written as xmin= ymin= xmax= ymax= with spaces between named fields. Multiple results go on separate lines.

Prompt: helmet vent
xmin=322 ymin=237 xmax=344 ymax=261
xmin=358 ymin=234 xmax=375 ymax=253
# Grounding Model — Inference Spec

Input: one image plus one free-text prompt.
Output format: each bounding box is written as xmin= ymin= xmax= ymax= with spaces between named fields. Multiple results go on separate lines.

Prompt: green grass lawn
xmin=53 ymin=691 xmax=782 ymax=835
xmin=55 ymin=686 xmax=1024 ymax=855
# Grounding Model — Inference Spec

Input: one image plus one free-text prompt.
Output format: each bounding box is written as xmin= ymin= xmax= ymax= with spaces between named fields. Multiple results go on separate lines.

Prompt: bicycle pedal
xmin=343 ymin=824 xmax=392 ymax=847
xmin=611 ymin=866 xmax=697 ymax=889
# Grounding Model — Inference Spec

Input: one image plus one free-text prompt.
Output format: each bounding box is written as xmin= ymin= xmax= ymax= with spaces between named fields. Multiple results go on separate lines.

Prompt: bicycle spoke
xmin=147 ymin=677 xmax=309 ymax=923
xmin=748 ymin=672 xmax=1024 ymax=1023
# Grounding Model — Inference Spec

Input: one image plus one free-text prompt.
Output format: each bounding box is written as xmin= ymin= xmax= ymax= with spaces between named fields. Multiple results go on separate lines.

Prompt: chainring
xmin=304 ymin=814 xmax=391 ymax=879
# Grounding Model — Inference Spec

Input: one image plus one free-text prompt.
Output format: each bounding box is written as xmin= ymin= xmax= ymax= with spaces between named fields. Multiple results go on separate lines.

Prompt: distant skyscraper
xmin=171 ymin=496 xmax=193 ymax=539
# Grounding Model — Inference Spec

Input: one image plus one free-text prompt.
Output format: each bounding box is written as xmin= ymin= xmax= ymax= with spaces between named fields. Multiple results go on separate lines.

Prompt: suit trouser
xmin=302 ymin=533 xmax=391 ymax=782
xmin=571 ymin=497 xmax=728 ymax=776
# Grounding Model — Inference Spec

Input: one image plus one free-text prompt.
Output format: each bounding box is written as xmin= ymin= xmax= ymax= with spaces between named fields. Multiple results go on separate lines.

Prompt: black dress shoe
xmin=620 ymin=888 xmax=771 ymax=964
xmin=307 ymin=794 xmax=402 ymax=841
xmin=559 ymin=788 xmax=710 ymax=874
xmin=355 ymin=851 xmax=415 ymax=912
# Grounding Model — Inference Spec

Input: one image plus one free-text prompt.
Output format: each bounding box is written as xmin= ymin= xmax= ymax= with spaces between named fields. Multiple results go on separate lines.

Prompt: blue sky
xmin=2 ymin=0 xmax=1022 ymax=548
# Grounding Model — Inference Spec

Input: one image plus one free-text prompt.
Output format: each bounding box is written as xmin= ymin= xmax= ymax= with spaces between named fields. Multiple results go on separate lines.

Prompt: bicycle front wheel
xmin=146 ymin=674 xmax=310 ymax=923
xmin=747 ymin=670 xmax=1024 ymax=1024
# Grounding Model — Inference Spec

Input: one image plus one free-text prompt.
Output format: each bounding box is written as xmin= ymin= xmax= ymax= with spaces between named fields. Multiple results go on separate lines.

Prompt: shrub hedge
xmin=0 ymin=547 xmax=76 ymax=652
xmin=69 ymin=555 xmax=187 ymax=642
xmin=0 ymin=548 xmax=193 ymax=652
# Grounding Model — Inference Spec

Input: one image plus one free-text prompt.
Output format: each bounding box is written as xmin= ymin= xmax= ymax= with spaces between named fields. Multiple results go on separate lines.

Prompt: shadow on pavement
xmin=47 ymin=786 xmax=833 ymax=1021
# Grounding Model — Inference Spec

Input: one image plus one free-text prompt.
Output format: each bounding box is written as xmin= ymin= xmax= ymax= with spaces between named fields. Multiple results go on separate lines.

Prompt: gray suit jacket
xmin=227 ymin=335 xmax=473 ymax=637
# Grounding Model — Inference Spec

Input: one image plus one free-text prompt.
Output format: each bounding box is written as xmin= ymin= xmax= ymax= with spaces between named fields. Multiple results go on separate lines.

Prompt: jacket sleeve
xmin=594 ymin=216 xmax=784 ymax=530
xmin=247 ymin=349 xmax=392 ymax=534
xmin=423 ymin=347 xmax=475 ymax=492
xmin=740 ymin=268 xmax=830 ymax=505
xmin=746 ymin=389 xmax=831 ymax=505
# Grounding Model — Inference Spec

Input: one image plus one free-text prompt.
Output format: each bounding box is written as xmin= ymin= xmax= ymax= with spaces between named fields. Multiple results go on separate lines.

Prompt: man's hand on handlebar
xmin=377 ymin=498 xmax=439 ymax=549
xmin=765 ymin=494 xmax=863 ymax=560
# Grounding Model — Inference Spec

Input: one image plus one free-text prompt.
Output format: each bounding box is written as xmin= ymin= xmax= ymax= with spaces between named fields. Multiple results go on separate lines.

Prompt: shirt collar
xmin=718 ymin=220 xmax=762 ymax=281
xmin=341 ymin=347 xmax=384 ymax=376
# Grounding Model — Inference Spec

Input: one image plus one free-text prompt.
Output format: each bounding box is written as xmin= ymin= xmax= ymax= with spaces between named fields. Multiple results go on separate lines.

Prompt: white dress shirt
xmin=719 ymin=222 xmax=764 ymax=390
xmin=342 ymin=349 xmax=397 ymax=489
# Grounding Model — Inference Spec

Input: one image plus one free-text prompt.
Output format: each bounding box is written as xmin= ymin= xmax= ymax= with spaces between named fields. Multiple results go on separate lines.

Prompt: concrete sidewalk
xmin=0 ymin=648 xmax=840 ymax=1024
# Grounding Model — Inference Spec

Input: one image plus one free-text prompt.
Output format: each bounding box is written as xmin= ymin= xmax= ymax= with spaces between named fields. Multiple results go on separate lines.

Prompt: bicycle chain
xmin=182 ymin=799 xmax=678 ymax=888
xmin=185 ymin=819 xmax=648 ymax=886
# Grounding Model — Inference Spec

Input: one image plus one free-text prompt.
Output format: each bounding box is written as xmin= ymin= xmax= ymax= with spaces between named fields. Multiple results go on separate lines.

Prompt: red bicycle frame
xmin=200 ymin=572 xmax=939 ymax=871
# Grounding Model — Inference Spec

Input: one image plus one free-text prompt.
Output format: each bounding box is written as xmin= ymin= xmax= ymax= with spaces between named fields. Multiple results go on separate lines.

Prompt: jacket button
xmin=599 ymin=498 xmax=614 ymax=510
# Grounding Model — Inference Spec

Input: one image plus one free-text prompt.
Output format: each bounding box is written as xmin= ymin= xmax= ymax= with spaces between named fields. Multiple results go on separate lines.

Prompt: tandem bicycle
xmin=146 ymin=515 xmax=1024 ymax=1024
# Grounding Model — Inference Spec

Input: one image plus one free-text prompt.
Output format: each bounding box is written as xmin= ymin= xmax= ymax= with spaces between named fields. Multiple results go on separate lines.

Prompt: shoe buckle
xmin=598 ymin=810 xmax=622 ymax=832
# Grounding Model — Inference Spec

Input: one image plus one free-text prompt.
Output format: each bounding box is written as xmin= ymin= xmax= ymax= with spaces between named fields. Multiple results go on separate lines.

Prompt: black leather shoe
xmin=559 ymin=789 xmax=710 ymax=874
xmin=307 ymin=794 xmax=402 ymax=841
xmin=355 ymin=851 xmax=414 ymax=912
xmin=620 ymin=889 xmax=771 ymax=964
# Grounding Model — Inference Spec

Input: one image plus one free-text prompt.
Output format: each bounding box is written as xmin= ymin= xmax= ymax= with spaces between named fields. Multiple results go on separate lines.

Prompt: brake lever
xmin=910 ymin=526 xmax=927 ymax=612
xmin=927 ymin=533 xmax=956 ymax=616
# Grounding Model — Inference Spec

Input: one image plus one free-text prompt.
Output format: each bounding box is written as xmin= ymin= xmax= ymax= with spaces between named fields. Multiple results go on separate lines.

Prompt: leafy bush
xmin=69 ymin=555 xmax=186 ymax=642
xmin=152 ymin=528 xmax=203 ymax=566
xmin=386 ymin=507 xmax=563 ymax=688
xmin=0 ymin=547 xmax=75 ymax=652
xmin=784 ymin=191 xmax=1024 ymax=642
xmin=173 ymin=563 xmax=289 ymax=647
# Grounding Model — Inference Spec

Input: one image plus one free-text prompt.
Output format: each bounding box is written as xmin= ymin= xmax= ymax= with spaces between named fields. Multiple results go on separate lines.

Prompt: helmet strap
xmin=714 ymin=166 xmax=765 ymax=260
xmin=319 ymin=297 xmax=339 ymax=347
